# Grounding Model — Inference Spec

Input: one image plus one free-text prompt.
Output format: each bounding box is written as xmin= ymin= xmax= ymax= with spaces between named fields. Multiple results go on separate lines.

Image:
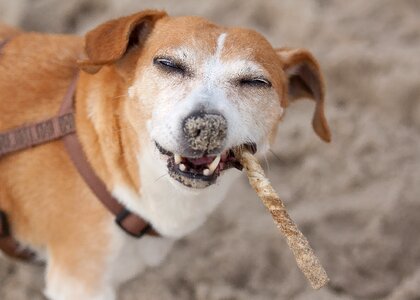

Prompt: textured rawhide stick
xmin=234 ymin=148 xmax=329 ymax=289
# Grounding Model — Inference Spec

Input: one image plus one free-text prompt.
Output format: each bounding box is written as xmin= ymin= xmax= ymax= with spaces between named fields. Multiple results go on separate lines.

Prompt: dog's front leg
xmin=43 ymin=230 xmax=116 ymax=300
xmin=45 ymin=258 xmax=115 ymax=300
xmin=44 ymin=256 xmax=115 ymax=300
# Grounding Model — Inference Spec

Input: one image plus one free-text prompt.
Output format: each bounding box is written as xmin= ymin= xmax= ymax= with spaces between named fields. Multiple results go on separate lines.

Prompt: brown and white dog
xmin=0 ymin=10 xmax=330 ymax=300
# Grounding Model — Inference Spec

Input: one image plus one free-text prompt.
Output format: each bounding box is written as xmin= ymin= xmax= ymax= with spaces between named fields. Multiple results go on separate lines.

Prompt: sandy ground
xmin=1 ymin=0 xmax=420 ymax=299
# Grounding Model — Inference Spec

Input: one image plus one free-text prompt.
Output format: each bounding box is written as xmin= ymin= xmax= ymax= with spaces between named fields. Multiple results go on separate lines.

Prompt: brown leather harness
xmin=0 ymin=37 xmax=157 ymax=262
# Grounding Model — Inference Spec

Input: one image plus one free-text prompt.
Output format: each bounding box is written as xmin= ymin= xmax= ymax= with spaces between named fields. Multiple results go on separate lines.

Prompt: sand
xmin=1 ymin=0 xmax=420 ymax=299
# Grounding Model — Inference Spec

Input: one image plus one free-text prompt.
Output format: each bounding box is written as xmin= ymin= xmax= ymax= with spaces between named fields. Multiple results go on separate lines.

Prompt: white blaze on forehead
xmin=203 ymin=33 xmax=268 ymax=82
xmin=202 ymin=33 xmax=228 ymax=82
xmin=215 ymin=33 xmax=227 ymax=59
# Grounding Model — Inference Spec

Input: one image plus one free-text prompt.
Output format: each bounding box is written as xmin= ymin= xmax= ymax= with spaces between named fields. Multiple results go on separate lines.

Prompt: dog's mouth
xmin=155 ymin=142 xmax=256 ymax=189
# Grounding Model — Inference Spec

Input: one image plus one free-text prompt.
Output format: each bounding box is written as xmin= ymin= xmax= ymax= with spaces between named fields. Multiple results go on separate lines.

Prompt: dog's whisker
xmin=153 ymin=173 xmax=168 ymax=183
xmin=269 ymin=150 xmax=283 ymax=163
xmin=143 ymin=173 xmax=169 ymax=190
xmin=264 ymin=153 xmax=270 ymax=173
xmin=113 ymin=94 xmax=128 ymax=99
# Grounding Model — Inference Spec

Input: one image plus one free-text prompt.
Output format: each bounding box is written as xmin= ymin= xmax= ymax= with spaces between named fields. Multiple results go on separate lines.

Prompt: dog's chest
xmin=107 ymin=146 xmax=241 ymax=284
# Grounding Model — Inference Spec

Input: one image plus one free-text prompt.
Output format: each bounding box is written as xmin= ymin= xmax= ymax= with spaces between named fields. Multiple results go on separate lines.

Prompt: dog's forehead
xmin=150 ymin=16 xmax=280 ymax=66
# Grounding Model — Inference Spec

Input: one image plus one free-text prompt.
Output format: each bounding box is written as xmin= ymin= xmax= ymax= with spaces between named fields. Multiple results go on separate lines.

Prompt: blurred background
xmin=1 ymin=0 xmax=420 ymax=299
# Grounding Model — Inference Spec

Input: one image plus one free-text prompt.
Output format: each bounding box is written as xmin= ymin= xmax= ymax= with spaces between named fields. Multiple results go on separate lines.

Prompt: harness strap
xmin=58 ymin=76 xmax=157 ymax=238
xmin=0 ymin=113 xmax=75 ymax=157
xmin=0 ymin=212 xmax=36 ymax=261
xmin=0 ymin=37 xmax=157 ymax=262
xmin=0 ymin=37 xmax=12 ymax=51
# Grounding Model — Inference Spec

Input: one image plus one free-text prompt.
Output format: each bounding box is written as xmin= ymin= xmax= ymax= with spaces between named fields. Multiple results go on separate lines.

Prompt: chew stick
xmin=234 ymin=148 xmax=329 ymax=289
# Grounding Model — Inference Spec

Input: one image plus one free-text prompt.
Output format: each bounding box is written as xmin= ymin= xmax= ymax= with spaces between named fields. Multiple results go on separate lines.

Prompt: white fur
xmin=216 ymin=33 xmax=227 ymax=57
xmin=106 ymin=223 xmax=174 ymax=287
xmin=146 ymin=32 xmax=282 ymax=155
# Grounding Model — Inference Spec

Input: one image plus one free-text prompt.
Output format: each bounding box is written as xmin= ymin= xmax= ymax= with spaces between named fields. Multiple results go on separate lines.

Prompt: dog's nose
xmin=183 ymin=112 xmax=227 ymax=153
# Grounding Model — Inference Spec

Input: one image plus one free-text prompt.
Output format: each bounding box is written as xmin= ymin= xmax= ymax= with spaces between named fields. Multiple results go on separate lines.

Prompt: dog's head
xmin=79 ymin=10 xmax=331 ymax=190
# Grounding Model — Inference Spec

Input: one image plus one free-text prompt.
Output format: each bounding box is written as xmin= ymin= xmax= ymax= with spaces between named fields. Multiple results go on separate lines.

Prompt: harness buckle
xmin=115 ymin=208 xmax=151 ymax=239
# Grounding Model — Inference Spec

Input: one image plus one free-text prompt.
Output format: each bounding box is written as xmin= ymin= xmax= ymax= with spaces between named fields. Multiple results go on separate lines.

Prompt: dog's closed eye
xmin=239 ymin=77 xmax=272 ymax=88
xmin=153 ymin=57 xmax=188 ymax=76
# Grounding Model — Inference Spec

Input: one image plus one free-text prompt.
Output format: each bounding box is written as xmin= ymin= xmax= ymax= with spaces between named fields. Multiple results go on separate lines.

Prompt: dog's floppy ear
xmin=78 ymin=10 xmax=167 ymax=74
xmin=276 ymin=48 xmax=331 ymax=142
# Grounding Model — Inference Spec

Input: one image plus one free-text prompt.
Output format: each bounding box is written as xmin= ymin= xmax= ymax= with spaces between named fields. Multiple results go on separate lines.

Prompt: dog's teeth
xmin=203 ymin=168 xmax=211 ymax=176
xmin=174 ymin=154 xmax=182 ymax=164
xmin=208 ymin=155 xmax=221 ymax=173
xmin=179 ymin=163 xmax=186 ymax=172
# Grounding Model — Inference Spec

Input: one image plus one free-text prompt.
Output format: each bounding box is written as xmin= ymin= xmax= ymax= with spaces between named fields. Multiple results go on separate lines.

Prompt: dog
xmin=0 ymin=10 xmax=331 ymax=300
